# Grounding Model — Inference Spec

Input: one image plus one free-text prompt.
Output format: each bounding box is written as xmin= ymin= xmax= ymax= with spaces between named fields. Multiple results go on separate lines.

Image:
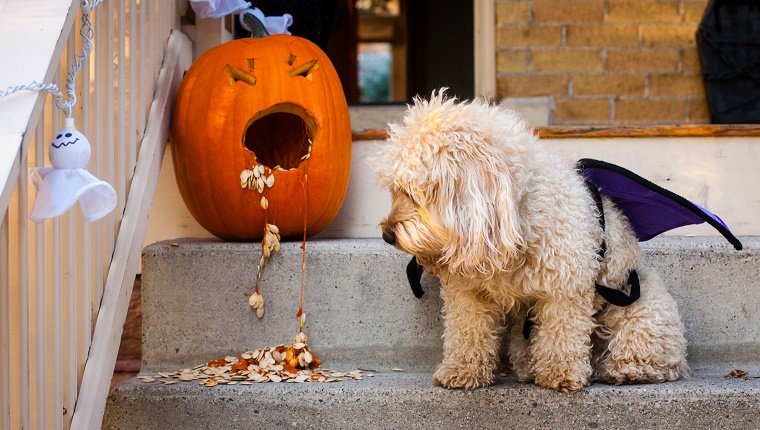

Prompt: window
xmin=238 ymin=0 xmax=475 ymax=104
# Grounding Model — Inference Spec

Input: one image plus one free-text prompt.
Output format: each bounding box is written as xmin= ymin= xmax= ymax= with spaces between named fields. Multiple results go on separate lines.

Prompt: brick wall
xmin=495 ymin=0 xmax=710 ymax=125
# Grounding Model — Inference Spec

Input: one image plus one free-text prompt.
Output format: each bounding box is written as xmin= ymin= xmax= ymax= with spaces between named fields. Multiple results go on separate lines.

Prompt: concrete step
xmin=105 ymin=365 xmax=760 ymax=429
xmin=140 ymin=237 xmax=760 ymax=370
xmin=106 ymin=236 xmax=760 ymax=428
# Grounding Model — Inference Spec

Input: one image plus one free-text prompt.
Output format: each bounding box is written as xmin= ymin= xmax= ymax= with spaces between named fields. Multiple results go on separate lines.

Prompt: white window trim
xmin=474 ymin=0 xmax=496 ymax=99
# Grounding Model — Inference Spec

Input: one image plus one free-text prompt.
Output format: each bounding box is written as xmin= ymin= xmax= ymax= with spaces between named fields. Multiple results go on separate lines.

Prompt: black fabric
xmin=583 ymin=177 xmax=607 ymax=259
xmin=406 ymin=256 xmax=425 ymax=298
xmin=595 ymin=270 xmax=641 ymax=307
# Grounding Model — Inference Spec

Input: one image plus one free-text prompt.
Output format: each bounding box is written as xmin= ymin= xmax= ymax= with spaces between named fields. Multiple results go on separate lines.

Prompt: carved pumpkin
xmin=171 ymin=34 xmax=351 ymax=241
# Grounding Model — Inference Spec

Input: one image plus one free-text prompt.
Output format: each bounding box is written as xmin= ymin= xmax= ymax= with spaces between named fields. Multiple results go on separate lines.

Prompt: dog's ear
xmin=435 ymin=154 xmax=524 ymax=277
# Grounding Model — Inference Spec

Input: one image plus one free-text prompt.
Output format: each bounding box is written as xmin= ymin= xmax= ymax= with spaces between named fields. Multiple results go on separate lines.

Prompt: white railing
xmin=0 ymin=1 xmax=190 ymax=429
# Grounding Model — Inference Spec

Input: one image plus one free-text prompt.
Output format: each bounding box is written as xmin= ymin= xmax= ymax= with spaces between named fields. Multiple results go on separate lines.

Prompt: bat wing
xmin=577 ymin=158 xmax=742 ymax=250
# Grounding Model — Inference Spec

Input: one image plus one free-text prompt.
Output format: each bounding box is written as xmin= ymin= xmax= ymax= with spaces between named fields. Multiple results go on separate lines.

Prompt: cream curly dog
xmin=370 ymin=92 xmax=689 ymax=393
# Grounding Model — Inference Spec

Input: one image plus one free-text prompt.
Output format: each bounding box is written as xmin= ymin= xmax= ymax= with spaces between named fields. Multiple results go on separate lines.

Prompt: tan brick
xmin=641 ymin=25 xmax=698 ymax=47
xmin=497 ymin=50 xmax=530 ymax=73
xmin=496 ymin=1 xmax=531 ymax=25
xmin=567 ymin=25 xmax=639 ymax=46
xmin=555 ymin=98 xmax=611 ymax=122
xmin=573 ymin=74 xmax=645 ymax=96
xmin=531 ymin=49 xmax=604 ymax=72
xmin=606 ymin=49 xmax=681 ymax=73
xmin=682 ymin=47 xmax=703 ymax=73
xmin=533 ymin=0 xmax=604 ymax=22
xmin=649 ymin=74 xmax=705 ymax=97
xmin=682 ymin=1 xmax=710 ymax=23
xmin=614 ymin=98 xmax=689 ymax=122
xmin=497 ymin=74 xmax=569 ymax=97
xmin=497 ymin=26 xmax=562 ymax=47
xmin=607 ymin=0 xmax=681 ymax=23
xmin=688 ymin=98 xmax=711 ymax=122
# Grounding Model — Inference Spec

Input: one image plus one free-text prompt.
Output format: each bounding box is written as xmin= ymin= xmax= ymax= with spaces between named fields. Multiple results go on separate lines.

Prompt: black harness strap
xmin=585 ymin=179 xmax=607 ymax=260
xmin=595 ymin=270 xmax=641 ymax=307
xmin=406 ymin=256 xmax=425 ymax=298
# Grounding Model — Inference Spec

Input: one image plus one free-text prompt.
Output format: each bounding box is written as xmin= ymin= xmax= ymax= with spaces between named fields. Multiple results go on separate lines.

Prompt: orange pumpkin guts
xmin=171 ymin=35 xmax=351 ymax=241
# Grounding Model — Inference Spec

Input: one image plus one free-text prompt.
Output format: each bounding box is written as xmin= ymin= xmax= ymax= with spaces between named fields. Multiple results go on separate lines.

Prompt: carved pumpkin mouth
xmin=243 ymin=103 xmax=317 ymax=170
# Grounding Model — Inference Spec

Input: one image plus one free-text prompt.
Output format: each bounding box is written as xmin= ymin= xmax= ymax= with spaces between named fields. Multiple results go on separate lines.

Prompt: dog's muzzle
xmin=382 ymin=229 xmax=396 ymax=245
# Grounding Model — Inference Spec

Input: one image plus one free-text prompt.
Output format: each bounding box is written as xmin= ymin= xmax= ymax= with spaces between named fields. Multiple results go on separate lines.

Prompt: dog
xmin=369 ymin=91 xmax=689 ymax=393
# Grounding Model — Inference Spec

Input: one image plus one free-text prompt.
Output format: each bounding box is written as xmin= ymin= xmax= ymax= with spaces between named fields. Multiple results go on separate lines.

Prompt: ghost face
xmin=50 ymin=128 xmax=91 ymax=169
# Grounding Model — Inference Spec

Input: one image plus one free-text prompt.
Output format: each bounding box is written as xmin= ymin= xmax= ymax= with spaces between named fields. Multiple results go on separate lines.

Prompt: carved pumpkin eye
xmin=288 ymin=59 xmax=318 ymax=80
xmin=225 ymin=64 xmax=256 ymax=85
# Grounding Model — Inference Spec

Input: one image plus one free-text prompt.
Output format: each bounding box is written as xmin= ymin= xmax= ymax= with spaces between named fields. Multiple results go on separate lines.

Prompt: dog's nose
xmin=382 ymin=229 xmax=396 ymax=245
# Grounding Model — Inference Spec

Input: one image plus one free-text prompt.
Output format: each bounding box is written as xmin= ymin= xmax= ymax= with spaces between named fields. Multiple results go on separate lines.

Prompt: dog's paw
xmin=533 ymin=363 xmax=591 ymax=393
xmin=511 ymin=361 xmax=535 ymax=384
xmin=597 ymin=359 xmax=689 ymax=385
xmin=433 ymin=363 xmax=494 ymax=390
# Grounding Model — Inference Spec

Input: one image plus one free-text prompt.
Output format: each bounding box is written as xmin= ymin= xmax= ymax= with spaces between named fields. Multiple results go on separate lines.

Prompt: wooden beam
xmin=351 ymin=124 xmax=760 ymax=141
xmin=535 ymin=124 xmax=760 ymax=138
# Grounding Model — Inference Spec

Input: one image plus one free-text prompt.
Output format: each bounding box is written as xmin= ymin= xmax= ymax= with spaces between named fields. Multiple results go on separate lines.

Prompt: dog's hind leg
xmin=433 ymin=281 xmax=505 ymax=390
xmin=529 ymin=287 xmax=597 ymax=393
xmin=595 ymin=266 xmax=689 ymax=384
xmin=506 ymin=309 xmax=534 ymax=383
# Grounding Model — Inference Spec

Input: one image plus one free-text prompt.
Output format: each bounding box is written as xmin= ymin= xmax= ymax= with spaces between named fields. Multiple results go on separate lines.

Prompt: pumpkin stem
xmin=241 ymin=11 xmax=270 ymax=38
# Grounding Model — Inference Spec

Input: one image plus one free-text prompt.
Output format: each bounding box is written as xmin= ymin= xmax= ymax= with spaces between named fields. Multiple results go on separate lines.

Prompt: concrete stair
xmin=105 ymin=237 xmax=760 ymax=429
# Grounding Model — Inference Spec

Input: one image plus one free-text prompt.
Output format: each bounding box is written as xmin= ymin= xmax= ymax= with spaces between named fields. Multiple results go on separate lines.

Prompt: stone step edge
xmin=106 ymin=365 xmax=760 ymax=429
xmin=145 ymin=235 xmax=758 ymax=254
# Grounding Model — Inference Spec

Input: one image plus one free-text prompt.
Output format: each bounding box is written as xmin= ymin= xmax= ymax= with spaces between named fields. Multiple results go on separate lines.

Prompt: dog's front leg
xmin=433 ymin=281 xmax=503 ymax=390
xmin=529 ymin=288 xmax=596 ymax=393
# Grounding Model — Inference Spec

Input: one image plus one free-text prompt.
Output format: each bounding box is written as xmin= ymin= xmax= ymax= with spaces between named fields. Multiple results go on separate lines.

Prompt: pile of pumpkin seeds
xmin=137 ymin=333 xmax=371 ymax=387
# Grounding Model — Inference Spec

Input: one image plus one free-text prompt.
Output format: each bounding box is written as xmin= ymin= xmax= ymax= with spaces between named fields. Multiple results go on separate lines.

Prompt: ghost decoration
xmin=188 ymin=0 xmax=252 ymax=19
xmin=30 ymin=118 xmax=117 ymax=222
xmin=187 ymin=1 xmax=293 ymax=34
xmin=238 ymin=7 xmax=293 ymax=35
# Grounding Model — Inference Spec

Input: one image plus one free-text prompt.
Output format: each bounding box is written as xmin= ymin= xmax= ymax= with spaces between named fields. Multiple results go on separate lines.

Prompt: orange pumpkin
xmin=171 ymin=34 xmax=351 ymax=241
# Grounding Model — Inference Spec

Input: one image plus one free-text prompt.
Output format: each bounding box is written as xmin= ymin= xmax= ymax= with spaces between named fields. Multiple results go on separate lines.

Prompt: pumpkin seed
xmin=260 ymin=196 xmax=269 ymax=209
xmin=240 ymin=169 xmax=253 ymax=188
xmin=248 ymin=292 xmax=263 ymax=308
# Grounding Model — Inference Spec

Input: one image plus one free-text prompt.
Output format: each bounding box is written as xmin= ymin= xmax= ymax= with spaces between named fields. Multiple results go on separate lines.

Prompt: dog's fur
xmin=370 ymin=92 xmax=689 ymax=392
